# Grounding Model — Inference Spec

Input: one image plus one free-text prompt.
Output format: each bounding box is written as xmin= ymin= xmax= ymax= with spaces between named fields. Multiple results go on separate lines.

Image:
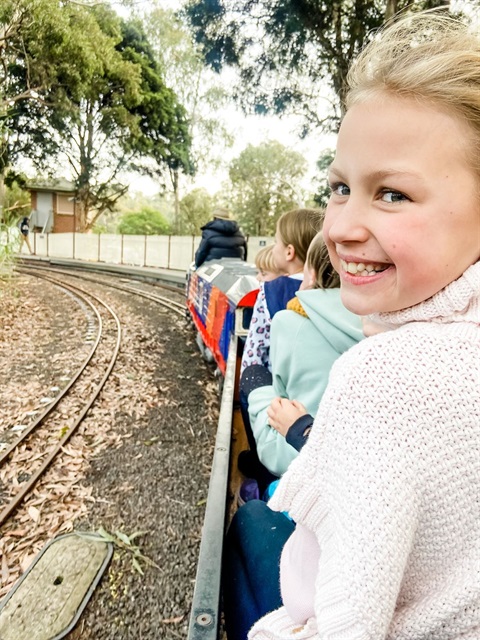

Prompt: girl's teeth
xmin=341 ymin=259 xmax=387 ymax=276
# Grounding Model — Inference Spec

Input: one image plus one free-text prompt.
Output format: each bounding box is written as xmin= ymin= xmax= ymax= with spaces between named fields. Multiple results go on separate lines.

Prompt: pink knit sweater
xmin=249 ymin=262 xmax=480 ymax=640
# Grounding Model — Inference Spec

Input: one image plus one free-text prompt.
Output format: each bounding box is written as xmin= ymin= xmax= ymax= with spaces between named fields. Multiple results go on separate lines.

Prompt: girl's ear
xmin=285 ymin=244 xmax=296 ymax=262
xmin=300 ymin=265 xmax=316 ymax=290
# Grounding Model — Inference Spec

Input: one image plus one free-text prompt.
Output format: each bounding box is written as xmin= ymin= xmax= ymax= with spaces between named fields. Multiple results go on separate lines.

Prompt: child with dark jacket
xmin=194 ymin=209 xmax=247 ymax=267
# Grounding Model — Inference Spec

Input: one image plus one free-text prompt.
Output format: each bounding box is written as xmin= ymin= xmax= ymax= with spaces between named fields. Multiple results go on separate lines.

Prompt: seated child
xmin=247 ymin=232 xmax=364 ymax=477
xmin=255 ymin=245 xmax=281 ymax=282
xmin=248 ymin=11 xmax=480 ymax=640
xmin=241 ymin=208 xmax=324 ymax=374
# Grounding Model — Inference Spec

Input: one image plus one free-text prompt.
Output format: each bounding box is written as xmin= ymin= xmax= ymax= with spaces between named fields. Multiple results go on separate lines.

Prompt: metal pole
xmin=98 ymin=233 xmax=101 ymax=262
xmin=72 ymin=231 xmax=75 ymax=260
xmin=167 ymin=235 xmax=171 ymax=269
xmin=121 ymin=234 xmax=124 ymax=265
xmin=144 ymin=234 xmax=147 ymax=267
xmin=46 ymin=232 xmax=49 ymax=257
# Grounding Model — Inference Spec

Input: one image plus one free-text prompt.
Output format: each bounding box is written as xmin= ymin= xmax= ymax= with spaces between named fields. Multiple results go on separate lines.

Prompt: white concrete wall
xmin=23 ymin=233 xmax=274 ymax=271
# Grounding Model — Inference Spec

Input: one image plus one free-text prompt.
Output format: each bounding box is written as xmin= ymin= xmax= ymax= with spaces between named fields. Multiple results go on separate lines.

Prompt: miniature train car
xmin=186 ymin=258 xmax=259 ymax=375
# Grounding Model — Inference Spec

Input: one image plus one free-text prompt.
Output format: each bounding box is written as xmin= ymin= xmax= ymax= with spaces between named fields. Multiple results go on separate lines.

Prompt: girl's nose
xmin=325 ymin=197 xmax=370 ymax=246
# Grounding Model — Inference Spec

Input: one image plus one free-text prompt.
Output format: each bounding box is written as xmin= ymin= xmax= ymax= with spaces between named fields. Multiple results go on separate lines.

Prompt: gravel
xmin=0 ymin=271 xmax=220 ymax=639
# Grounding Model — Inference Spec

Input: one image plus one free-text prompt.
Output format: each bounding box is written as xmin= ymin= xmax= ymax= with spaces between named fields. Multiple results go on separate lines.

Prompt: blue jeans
xmin=223 ymin=500 xmax=295 ymax=640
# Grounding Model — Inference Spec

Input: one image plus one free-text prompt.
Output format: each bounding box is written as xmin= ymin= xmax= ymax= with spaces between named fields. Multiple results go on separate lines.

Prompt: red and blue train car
xmin=186 ymin=259 xmax=259 ymax=375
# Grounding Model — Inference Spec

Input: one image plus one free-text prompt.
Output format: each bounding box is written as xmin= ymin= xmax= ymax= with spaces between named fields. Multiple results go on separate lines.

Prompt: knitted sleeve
xmin=264 ymin=328 xmax=449 ymax=638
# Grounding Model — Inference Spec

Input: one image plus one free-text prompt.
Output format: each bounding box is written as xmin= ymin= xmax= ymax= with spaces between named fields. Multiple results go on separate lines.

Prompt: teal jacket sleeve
xmin=248 ymin=384 xmax=299 ymax=477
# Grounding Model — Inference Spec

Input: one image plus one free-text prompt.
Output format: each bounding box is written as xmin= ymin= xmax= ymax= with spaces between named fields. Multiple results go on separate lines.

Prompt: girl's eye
xmin=330 ymin=182 xmax=350 ymax=196
xmin=381 ymin=190 xmax=409 ymax=203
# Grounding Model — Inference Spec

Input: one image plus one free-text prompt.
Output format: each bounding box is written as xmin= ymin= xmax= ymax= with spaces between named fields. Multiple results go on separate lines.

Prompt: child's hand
xmin=267 ymin=398 xmax=308 ymax=437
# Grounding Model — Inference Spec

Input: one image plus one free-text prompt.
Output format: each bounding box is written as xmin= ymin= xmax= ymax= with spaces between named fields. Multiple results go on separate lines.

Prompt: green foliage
xmin=0 ymin=3 xmax=193 ymax=231
xmin=0 ymin=223 xmax=20 ymax=277
xmin=118 ymin=18 xmax=194 ymax=180
xmin=178 ymin=188 xmax=213 ymax=234
xmin=143 ymin=6 xmax=234 ymax=175
xmin=117 ymin=207 xmax=171 ymax=235
xmin=2 ymin=178 xmax=30 ymax=225
xmin=185 ymin=0 xmax=474 ymax=131
xmin=228 ymin=140 xmax=307 ymax=236
xmin=313 ymin=149 xmax=335 ymax=209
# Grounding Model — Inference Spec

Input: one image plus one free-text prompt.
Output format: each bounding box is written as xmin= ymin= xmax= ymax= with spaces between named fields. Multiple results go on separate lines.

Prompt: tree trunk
xmin=172 ymin=168 xmax=180 ymax=233
xmin=0 ymin=171 xmax=5 ymax=224
xmin=384 ymin=0 xmax=399 ymax=21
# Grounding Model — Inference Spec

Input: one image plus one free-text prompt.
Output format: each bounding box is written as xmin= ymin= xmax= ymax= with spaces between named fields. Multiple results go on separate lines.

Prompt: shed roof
xmin=27 ymin=178 xmax=76 ymax=194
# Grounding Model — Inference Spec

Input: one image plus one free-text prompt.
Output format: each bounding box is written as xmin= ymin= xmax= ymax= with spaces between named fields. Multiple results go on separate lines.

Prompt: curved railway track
xmin=1 ymin=266 xmax=186 ymax=532
xmin=21 ymin=262 xmax=186 ymax=315
xmin=0 ymin=271 xmax=121 ymax=528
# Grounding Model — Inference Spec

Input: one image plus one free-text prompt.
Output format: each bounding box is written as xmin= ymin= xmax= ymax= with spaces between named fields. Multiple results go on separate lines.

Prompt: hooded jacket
xmin=248 ymin=287 xmax=363 ymax=476
xmin=194 ymin=218 xmax=247 ymax=267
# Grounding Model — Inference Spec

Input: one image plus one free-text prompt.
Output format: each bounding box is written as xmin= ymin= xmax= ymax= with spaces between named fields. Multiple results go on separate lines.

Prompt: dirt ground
xmin=0 ymin=271 xmax=220 ymax=639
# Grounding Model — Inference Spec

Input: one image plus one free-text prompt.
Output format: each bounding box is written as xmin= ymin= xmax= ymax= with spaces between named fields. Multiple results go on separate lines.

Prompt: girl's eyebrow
xmin=328 ymin=165 xmax=423 ymax=181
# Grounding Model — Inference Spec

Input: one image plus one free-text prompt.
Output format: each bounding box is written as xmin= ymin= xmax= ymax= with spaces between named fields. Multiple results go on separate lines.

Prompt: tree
xmin=178 ymin=187 xmax=213 ymax=235
xmin=185 ymin=0 xmax=466 ymax=132
xmin=228 ymin=140 xmax=307 ymax=236
xmin=1 ymin=3 xmax=193 ymax=231
xmin=117 ymin=206 xmax=171 ymax=235
xmin=0 ymin=0 xmax=104 ymax=219
xmin=140 ymin=5 xmax=233 ymax=229
xmin=118 ymin=17 xmax=194 ymax=231
xmin=313 ymin=149 xmax=335 ymax=209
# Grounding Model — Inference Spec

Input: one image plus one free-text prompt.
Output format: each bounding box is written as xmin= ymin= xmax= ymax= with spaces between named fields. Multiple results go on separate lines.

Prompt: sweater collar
xmin=370 ymin=261 xmax=480 ymax=328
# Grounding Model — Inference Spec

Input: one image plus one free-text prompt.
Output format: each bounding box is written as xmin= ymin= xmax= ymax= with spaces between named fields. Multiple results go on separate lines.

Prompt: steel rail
xmin=0 ymin=271 xmax=122 ymax=528
xmin=17 ymin=263 xmax=186 ymax=315
xmin=0 ymin=273 xmax=103 ymax=466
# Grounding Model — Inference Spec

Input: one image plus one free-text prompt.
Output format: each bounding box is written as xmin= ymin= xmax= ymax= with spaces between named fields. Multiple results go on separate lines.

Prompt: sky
xmin=112 ymin=0 xmax=336 ymax=198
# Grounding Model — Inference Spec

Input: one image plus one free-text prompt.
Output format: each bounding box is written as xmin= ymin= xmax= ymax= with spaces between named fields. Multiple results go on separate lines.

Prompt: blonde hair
xmin=276 ymin=208 xmax=324 ymax=265
xmin=306 ymin=233 xmax=340 ymax=290
xmin=255 ymin=245 xmax=278 ymax=274
xmin=346 ymin=11 xmax=480 ymax=174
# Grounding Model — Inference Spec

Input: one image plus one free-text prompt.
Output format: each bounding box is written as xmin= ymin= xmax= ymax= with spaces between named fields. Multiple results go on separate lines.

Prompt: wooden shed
xmin=28 ymin=179 xmax=77 ymax=233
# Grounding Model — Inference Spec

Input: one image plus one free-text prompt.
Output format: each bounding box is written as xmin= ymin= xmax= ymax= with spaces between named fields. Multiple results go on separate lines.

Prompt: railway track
xmin=1 ymin=266 xmax=186 ymax=533
xmin=0 ymin=271 xmax=121 ymax=529
xmin=19 ymin=261 xmax=186 ymax=314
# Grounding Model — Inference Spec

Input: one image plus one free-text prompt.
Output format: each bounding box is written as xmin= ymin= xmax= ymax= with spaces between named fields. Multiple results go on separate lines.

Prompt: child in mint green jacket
xmin=247 ymin=233 xmax=363 ymax=477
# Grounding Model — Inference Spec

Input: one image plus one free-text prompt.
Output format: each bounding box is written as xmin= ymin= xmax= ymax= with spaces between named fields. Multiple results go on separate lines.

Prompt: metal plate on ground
xmin=0 ymin=532 xmax=113 ymax=640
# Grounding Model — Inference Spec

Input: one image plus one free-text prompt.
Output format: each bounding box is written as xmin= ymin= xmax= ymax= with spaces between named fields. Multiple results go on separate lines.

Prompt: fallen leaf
xmin=162 ymin=616 xmax=184 ymax=624
xmin=27 ymin=506 xmax=41 ymax=523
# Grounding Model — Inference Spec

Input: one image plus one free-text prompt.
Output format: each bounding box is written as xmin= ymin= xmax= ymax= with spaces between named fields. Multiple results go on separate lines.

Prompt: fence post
xmin=167 ymin=235 xmax=171 ymax=269
xmin=34 ymin=232 xmax=36 ymax=256
xmin=46 ymin=233 xmax=49 ymax=257
xmin=72 ymin=231 xmax=75 ymax=260
xmin=121 ymin=234 xmax=124 ymax=265
xmin=144 ymin=235 xmax=147 ymax=267
xmin=98 ymin=233 xmax=101 ymax=262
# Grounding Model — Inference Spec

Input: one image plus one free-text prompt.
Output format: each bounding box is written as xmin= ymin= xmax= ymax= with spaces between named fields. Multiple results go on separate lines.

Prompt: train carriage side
xmin=186 ymin=259 xmax=259 ymax=639
xmin=186 ymin=259 xmax=259 ymax=375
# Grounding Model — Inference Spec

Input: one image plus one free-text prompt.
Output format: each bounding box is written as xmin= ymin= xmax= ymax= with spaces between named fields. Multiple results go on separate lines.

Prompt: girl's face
xmin=271 ymin=231 xmax=291 ymax=274
xmin=257 ymin=269 xmax=278 ymax=282
xmin=324 ymin=96 xmax=480 ymax=315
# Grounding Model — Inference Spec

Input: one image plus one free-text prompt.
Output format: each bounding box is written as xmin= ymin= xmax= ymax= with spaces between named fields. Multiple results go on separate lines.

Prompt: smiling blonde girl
xmin=248 ymin=11 xmax=480 ymax=640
